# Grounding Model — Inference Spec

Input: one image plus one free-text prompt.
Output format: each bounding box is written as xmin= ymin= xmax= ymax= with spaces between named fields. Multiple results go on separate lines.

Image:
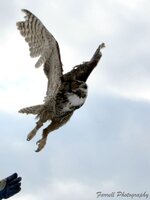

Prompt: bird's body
xmin=17 ymin=9 xmax=105 ymax=152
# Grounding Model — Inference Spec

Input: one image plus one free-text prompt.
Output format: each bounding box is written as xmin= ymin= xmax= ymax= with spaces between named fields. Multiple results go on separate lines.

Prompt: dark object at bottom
xmin=0 ymin=173 xmax=22 ymax=199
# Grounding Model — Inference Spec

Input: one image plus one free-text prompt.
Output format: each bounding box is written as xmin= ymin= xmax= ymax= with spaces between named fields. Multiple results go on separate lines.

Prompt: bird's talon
xmin=27 ymin=129 xmax=37 ymax=141
xmin=36 ymin=140 xmax=40 ymax=145
xmin=35 ymin=148 xmax=40 ymax=152
xmin=35 ymin=143 xmax=41 ymax=152
xmin=35 ymin=138 xmax=46 ymax=152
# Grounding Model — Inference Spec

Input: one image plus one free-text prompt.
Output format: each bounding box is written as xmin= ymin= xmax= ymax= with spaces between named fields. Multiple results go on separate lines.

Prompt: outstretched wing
xmin=16 ymin=9 xmax=63 ymax=101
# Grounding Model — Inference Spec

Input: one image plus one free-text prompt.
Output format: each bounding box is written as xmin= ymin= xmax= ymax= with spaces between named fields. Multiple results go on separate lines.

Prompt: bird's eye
xmin=71 ymin=81 xmax=79 ymax=89
xmin=83 ymin=84 xmax=87 ymax=89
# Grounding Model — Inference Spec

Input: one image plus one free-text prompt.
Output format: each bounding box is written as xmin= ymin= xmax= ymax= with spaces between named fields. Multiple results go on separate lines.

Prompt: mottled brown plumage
xmin=17 ymin=9 xmax=105 ymax=152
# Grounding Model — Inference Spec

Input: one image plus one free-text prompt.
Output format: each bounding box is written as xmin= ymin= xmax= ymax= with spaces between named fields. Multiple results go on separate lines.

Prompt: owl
xmin=16 ymin=9 xmax=105 ymax=152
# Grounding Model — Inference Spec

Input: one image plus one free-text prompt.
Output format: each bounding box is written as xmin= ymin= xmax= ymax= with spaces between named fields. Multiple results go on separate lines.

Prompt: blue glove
xmin=0 ymin=173 xmax=22 ymax=199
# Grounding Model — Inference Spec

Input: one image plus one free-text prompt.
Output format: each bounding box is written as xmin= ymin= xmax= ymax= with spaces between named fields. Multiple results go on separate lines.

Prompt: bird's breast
xmin=62 ymin=93 xmax=87 ymax=112
xmin=55 ymin=80 xmax=88 ymax=116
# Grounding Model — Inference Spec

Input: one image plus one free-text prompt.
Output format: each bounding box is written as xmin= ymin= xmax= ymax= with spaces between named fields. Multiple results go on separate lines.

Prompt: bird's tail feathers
xmin=18 ymin=104 xmax=43 ymax=115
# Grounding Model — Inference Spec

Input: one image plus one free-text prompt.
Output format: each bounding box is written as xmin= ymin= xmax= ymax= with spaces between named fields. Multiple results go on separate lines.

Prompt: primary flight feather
xmin=17 ymin=9 xmax=105 ymax=152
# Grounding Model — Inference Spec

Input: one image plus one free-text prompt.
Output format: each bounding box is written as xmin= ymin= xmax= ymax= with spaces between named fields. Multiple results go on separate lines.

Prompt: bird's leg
xmin=35 ymin=113 xmax=73 ymax=152
xmin=35 ymin=120 xmax=61 ymax=152
xmin=27 ymin=120 xmax=43 ymax=141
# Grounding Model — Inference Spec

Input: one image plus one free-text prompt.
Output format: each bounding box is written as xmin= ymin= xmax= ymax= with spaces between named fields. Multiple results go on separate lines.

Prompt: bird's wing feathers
xmin=16 ymin=9 xmax=63 ymax=101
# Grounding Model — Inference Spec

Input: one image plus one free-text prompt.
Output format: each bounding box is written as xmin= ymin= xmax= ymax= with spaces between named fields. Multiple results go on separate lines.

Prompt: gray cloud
xmin=1 ymin=94 xmax=150 ymax=199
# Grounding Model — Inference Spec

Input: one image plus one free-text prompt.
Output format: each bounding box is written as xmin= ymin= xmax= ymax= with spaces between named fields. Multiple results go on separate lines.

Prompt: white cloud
xmin=0 ymin=30 xmax=47 ymax=112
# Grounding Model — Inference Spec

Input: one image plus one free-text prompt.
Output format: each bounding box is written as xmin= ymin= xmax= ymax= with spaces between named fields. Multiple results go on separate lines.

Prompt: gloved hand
xmin=0 ymin=173 xmax=22 ymax=199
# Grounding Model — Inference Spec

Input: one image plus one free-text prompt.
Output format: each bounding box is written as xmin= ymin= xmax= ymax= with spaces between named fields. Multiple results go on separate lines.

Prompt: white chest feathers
xmin=63 ymin=88 xmax=87 ymax=112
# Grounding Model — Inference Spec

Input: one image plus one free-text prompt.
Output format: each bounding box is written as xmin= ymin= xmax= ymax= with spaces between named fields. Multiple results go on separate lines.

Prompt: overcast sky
xmin=0 ymin=0 xmax=150 ymax=200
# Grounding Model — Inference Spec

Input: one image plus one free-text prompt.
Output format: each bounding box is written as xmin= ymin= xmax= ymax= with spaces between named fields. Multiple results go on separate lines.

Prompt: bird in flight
xmin=16 ymin=9 xmax=105 ymax=152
